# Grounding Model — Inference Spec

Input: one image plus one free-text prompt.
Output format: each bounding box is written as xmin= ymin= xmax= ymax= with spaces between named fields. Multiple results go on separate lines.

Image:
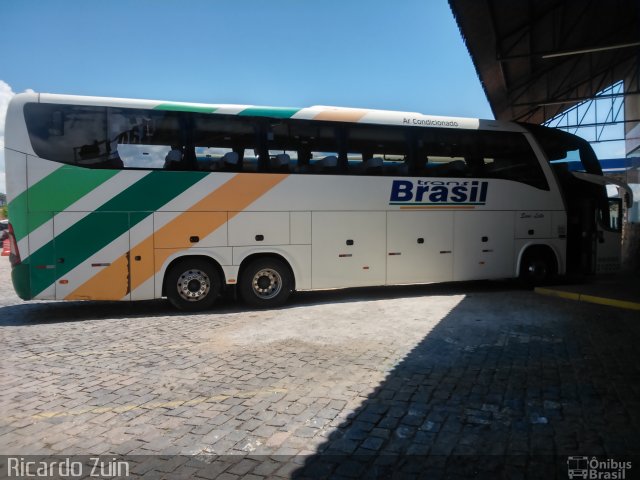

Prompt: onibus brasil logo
xmin=567 ymin=456 xmax=632 ymax=479
xmin=389 ymin=179 xmax=489 ymax=206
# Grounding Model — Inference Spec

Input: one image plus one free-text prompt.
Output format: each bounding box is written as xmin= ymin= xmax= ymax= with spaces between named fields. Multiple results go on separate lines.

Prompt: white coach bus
xmin=4 ymin=93 xmax=631 ymax=310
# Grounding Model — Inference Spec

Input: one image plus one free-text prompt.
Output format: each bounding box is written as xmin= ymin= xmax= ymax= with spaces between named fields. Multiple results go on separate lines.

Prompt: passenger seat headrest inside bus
xmin=320 ymin=155 xmax=338 ymax=167
xmin=271 ymin=154 xmax=290 ymax=167
xmin=222 ymin=152 xmax=239 ymax=165
xmin=165 ymin=149 xmax=182 ymax=162
xmin=366 ymin=157 xmax=384 ymax=169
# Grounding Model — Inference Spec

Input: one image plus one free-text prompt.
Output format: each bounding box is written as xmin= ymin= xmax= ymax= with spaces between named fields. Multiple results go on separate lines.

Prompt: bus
xmin=4 ymin=93 xmax=632 ymax=310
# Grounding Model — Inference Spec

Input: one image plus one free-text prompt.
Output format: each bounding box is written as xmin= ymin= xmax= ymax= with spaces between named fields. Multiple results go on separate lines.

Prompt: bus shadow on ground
xmin=291 ymin=291 xmax=640 ymax=479
xmin=0 ymin=280 xmax=523 ymax=327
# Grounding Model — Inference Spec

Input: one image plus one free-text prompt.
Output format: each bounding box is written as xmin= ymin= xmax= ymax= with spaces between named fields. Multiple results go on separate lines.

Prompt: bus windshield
xmin=522 ymin=123 xmax=603 ymax=175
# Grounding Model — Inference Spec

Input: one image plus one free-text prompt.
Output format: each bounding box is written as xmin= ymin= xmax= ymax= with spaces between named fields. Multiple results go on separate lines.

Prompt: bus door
xmin=571 ymin=172 xmax=633 ymax=274
xmin=594 ymin=197 xmax=624 ymax=273
xmin=53 ymin=212 xmax=130 ymax=300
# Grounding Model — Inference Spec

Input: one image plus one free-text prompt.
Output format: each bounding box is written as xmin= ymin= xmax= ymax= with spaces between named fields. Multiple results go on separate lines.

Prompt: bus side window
xmin=478 ymin=130 xmax=549 ymax=189
xmin=193 ymin=114 xmax=258 ymax=172
xmin=424 ymin=157 xmax=468 ymax=177
xmin=282 ymin=118 xmax=342 ymax=175
xmin=24 ymin=104 xmax=113 ymax=168
xmin=109 ymin=108 xmax=185 ymax=170
xmin=343 ymin=123 xmax=410 ymax=177
xmin=465 ymin=155 xmax=486 ymax=177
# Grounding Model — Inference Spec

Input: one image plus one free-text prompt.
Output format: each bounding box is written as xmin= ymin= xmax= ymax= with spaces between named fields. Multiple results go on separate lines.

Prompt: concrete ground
xmin=0 ymin=257 xmax=639 ymax=479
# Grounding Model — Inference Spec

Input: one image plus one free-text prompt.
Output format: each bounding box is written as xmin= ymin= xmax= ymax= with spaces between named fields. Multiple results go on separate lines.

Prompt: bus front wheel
xmin=166 ymin=258 xmax=220 ymax=311
xmin=519 ymin=248 xmax=556 ymax=286
xmin=239 ymin=257 xmax=293 ymax=308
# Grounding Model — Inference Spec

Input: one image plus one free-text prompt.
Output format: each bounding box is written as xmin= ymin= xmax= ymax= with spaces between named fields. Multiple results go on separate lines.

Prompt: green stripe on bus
xmin=154 ymin=103 xmax=219 ymax=114
xmin=6 ymin=193 xmax=28 ymax=242
xmin=238 ymin=107 xmax=300 ymax=119
xmin=27 ymin=170 xmax=206 ymax=298
xmin=11 ymin=167 xmax=119 ymax=242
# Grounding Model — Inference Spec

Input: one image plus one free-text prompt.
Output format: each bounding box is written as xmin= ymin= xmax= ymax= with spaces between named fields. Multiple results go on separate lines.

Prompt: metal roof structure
xmin=448 ymin=0 xmax=640 ymax=125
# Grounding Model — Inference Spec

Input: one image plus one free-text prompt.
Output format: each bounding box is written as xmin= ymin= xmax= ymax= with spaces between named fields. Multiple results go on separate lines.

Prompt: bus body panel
xmin=386 ymin=211 xmax=454 ymax=284
xmin=228 ymin=211 xmax=290 ymax=247
xmin=290 ymin=211 xmax=312 ymax=245
xmin=311 ymin=211 xmax=387 ymax=289
xmin=130 ymin=213 xmax=155 ymax=301
xmin=4 ymin=149 xmax=28 ymax=243
xmin=4 ymin=93 xmax=37 ymax=157
xmin=5 ymin=149 xmax=30 ymax=300
xmin=5 ymin=166 xmax=576 ymax=301
xmin=515 ymin=211 xmax=552 ymax=239
xmin=57 ymin=213 xmax=130 ymax=301
xmin=453 ymin=211 xmax=515 ymax=281
xmin=155 ymin=212 xmax=228 ymax=248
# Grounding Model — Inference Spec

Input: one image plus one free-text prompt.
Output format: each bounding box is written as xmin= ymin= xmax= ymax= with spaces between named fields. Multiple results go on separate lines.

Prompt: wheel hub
xmin=528 ymin=260 xmax=547 ymax=279
xmin=252 ymin=268 xmax=282 ymax=299
xmin=177 ymin=269 xmax=210 ymax=302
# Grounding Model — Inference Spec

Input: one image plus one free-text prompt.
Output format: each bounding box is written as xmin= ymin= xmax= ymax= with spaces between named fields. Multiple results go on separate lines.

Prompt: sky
xmin=0 ymin=0 xmax=496 ymax=193
xmin=0 ymin=0 xmax=623 ymax=195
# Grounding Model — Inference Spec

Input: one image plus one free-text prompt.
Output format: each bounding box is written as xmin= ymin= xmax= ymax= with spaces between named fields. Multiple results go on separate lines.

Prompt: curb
xmin=535 ymin=287 xmax=640 ymax=311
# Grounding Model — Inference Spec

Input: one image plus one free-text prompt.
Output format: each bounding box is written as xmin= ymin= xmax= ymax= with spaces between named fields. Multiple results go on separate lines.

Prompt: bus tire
xmin=519 ymin=247 xmax=557 ymax=286
xmin=239 ymin=257 xmax=293 ymax=308
xmin=165 ymin=258 xmax=220 ymax=311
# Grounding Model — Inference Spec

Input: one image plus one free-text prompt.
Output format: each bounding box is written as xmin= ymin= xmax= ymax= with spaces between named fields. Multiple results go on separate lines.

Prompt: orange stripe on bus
xmin=312 ymin=110 xmax=368 ymax=123
xmin=65 ymin=173 xmax=288 ymax=300
xmin=65 ymin=255 xmax=129 ymax=300
xmin=398 ymin=205 xmax=477 ymax=210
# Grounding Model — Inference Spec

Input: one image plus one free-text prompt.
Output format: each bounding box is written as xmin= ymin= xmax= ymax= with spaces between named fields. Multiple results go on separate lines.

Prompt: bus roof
xmin=22 ymin=92 xmax=527 ymax=133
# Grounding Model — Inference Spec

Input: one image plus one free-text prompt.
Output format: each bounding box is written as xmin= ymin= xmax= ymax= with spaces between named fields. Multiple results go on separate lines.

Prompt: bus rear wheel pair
xmin=165 ymin=257 xmax=293 ymax=311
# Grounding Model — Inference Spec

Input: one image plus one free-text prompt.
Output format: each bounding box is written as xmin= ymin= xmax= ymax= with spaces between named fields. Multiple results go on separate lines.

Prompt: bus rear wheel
xmin=240 ymin=257 xmax=293 ymax=308
xmin=166 ymin=258 xmax=220 ymax=311
xmin=519 ymin=248 xmax=556 ymax=286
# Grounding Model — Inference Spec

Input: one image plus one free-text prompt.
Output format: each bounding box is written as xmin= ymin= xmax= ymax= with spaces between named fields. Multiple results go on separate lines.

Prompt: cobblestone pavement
xmin=1 ymin=257 xmax=639 ymax=479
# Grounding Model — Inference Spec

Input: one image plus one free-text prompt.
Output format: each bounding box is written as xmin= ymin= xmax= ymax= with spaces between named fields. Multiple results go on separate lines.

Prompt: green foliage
xmin=1 ymin=204 xmax=7 ymax=219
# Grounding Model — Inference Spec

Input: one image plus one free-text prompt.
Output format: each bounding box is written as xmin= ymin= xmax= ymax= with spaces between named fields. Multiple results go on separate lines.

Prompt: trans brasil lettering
xmin=390 ymin=179 xmax=489 ymax=206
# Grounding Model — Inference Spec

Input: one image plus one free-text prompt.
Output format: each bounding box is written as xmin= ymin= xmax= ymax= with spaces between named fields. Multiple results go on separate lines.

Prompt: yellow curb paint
xmin=579 ymin=294 xmax=640 ymax=311
xmin=534 ymin=288 xmax=580 ymax=301
xmin=535 ymin=287 xmax=640 ymax=311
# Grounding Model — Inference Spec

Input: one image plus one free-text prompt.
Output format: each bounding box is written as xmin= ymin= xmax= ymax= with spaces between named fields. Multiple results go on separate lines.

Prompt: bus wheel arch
xmin=518 ymin=244 xmax=558 ymax=286
xmin=163 ymin=255 xmax=224 ymax=311
xmin=238 ymin=253 xmax=295 ymax=308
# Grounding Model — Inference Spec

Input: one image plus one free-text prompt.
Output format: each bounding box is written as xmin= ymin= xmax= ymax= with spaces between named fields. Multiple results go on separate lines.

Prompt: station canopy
xmin=448 ymin=0 xmax=640 ymax=124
